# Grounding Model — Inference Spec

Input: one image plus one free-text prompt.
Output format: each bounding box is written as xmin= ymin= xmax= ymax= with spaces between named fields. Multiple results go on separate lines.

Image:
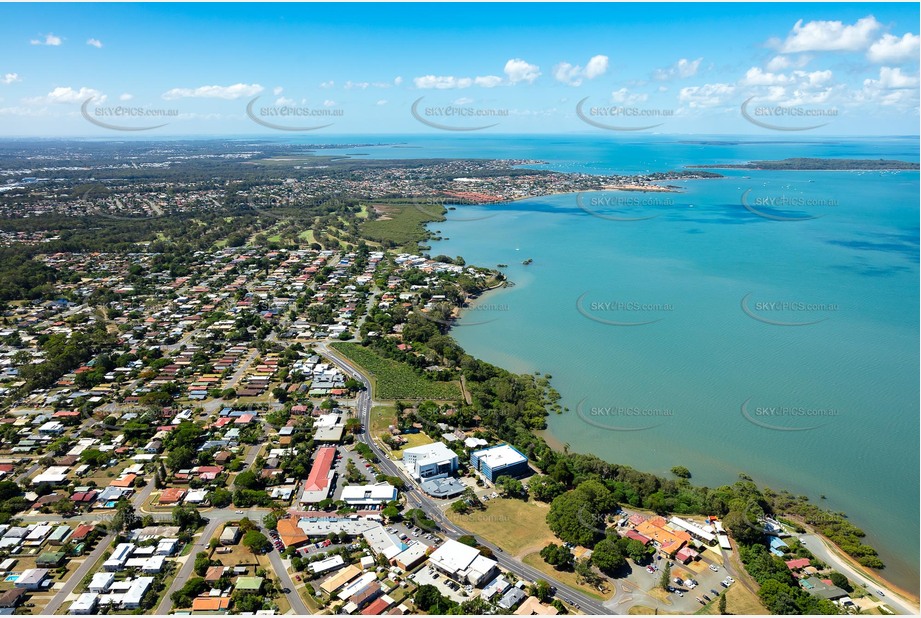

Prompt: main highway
xmin=318 ymin=342 xmax=611 ymax=615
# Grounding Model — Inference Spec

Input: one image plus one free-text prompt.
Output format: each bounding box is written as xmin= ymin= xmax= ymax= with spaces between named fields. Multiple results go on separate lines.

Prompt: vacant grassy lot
xmin=697 ymin=583 xmax=767 ymax=615
xmin=445 ymin=498 xmax=556 ymax=557
xmin=521 ymin=551 xmax=613 ymax=602
xmin=361 ymin=199 xmax=444 ymax=247
xmin=330 ymin=343 xmax=461 ymax=401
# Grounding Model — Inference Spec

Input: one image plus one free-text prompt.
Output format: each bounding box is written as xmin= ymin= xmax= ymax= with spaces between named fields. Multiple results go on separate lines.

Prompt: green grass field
xmin=330 ymin=342 xmax=461 ymax=401
xmin=361 ymin=199 xmax=445 ymax=247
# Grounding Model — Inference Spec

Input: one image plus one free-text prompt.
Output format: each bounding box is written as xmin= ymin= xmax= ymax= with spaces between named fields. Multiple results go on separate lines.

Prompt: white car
xmin=235 ymin=510 xmax=244 ymax=514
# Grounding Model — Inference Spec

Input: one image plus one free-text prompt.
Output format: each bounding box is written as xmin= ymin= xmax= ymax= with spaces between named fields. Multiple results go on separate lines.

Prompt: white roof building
xmin=340 ymin=483 xmax=397 ymax=506
xmin=401 ymin=442 xmax=458 ymax=480
xmin=428 ymin=539 xmax=498 ymax=586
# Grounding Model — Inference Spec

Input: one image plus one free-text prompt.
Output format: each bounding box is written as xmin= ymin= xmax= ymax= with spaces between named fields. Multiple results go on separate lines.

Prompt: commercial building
xmin=401 ymin=442 xmax=457 ymax=481
xmin=300 ymin=447 xmax=337 ymax=503
xmin=428 ymin=538 xmax=498 ymax=586
xmin=470 ymin=444 xmax=529 ymax=482
xmin=341 ymin=483 xmax=397 ymax=507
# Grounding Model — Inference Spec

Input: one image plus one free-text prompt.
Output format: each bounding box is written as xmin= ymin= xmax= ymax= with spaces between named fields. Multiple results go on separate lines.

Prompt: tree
xmin=194 ymin=551 xmax=211 ymax=577
xmin=718 ymin=593 xmax=727 ymax=614
xmin=495 ymin=475 xmax=525 ymax=499
xmin=166 ymin=445 xmax=196 ymax=472
xmin=660 ymin=561 xmax=672 ymax=590
xmin=344 ymin=418 xmax=362 ymax=434
xmin=450 ymin=500 xmax=471 ymax=515
xmin=208 ymin=488 xmax=233 ymax=508
xmin=243 ymin=530 xmax=271 ymax=554
xmin=528 ymin=475 xmax=564 ymax=502
xmin=547 ymin=490 xmax=604 ymax=547
xmin=591 ymin=537 xmax=627 ymax=574
xmin=670 ymin=466 xmax=691 ymax=479
xmin=540 ymin=543 xmax=574 ymax=570
xmin=111 ymin=500 xmax=138 ymax=532
xmin=414 ymin=584 xmax=447 ymax=612
xmin=530 ymin=579 xmax=552 ymax=603
xmin=828 ymin=572 xmax=852 ymax=592
xmin=234 ymin=470 xmax=261 ymax=490
xmin=172 ymin=505 xmax=203 ymax=531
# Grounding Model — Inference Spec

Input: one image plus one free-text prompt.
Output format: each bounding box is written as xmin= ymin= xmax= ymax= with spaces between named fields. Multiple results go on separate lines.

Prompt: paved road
xmin=319 ymin=343 xmax=610 ymax=615
xmin=267 ymin=548 xmax=312 ymax=615
xmin=800 ymin=534 xmax=919 ymax=615
xmin=43 ymin=530 xmax=115 ymax=614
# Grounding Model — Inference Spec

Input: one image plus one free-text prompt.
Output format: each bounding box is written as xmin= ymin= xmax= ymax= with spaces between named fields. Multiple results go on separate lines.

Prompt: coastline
xmin=435 ymin=243 xmax=918 ymax=608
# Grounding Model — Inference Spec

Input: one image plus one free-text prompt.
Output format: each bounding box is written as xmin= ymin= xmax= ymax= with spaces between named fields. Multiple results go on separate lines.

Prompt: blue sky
xmin=0 ymin=3 xmax=918 ymax=136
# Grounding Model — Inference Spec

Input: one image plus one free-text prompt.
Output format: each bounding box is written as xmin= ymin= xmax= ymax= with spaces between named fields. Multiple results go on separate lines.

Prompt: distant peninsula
xmin=689 ymin=157 xmax=920 ymax=171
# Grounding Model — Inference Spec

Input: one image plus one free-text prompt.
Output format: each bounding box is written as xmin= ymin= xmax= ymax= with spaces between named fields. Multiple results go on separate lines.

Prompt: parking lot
xmin=409 ymin=564 xmax=473 ymax=604
xmin=624 ymin=553 xmax=735 ymax=613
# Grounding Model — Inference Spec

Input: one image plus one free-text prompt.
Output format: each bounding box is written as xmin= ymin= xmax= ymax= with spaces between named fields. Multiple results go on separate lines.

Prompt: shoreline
xmin=431 ymin=240 xmax=919 ymax=606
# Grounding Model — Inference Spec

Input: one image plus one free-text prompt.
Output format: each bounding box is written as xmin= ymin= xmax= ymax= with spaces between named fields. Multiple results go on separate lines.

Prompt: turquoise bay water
xmin=401 ymin=136 xmax=920 ymax=593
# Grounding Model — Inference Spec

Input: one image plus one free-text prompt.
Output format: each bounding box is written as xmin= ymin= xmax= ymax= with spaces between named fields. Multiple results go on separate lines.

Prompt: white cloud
xmin=413 ymin=75 xmax=473 ymax=89
xmin=453 ymin=97 xmax=474 ymax=105
xmin=867 ymin=33 xmax=920 ymax=64
xmin=474 ymin=75 xmax=502 ymax=88
xmin=678 ymin=83 xmax=735 ymax=108
xmin=393 ymin=76 xmax=403 ymax=86
xmin=610 ymin=88 xmax=648 ymax=105
xmin=654 ymin=58 xmax=702 ymax=80
xmin=30 ymin=33 xmax=62 ymax=46
xmin=376 ymin=99 xmax=388 ymax=106
xmin=26 ymin=86 xmax=104 ymax=104
xmin=86 ymin=38 xmax=102 ymax=48
xmin=119 ymin=93 xmax=133 ymax=101
xmin=162 ymin=83 xmax=263 ymax=100
xmin=504 ymin=58 xmax=541 ymax=84
xmin=274 ymin=96 xmax=296 ymax=106
xmin=779 ymin=16 xmax=880 ymax=53
xmin=857 ymin=67 xmax=920 ymax=107
xmin=273 ymin=86 xmax=283 ymax=96
xmin=1 ymin=73 xmax=20 ymax=85
xmin=871 ymin=66 xmax=919 ymax=89
xmin=584 ymin=55 xmax=609 ymax=79
xmin=320 ymin=81 xmax=334 ymax=89
xmin=323 ymin=99 xmax=336 ymax=107
xmin=554 ymin=55 xmax=609 ymax=86
xmin=345 ymin=81 xmax=369 ymax=90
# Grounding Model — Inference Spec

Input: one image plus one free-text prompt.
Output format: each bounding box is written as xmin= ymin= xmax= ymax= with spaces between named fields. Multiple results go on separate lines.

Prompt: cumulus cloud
xmin=553 ymin=55 xmax=609 ymax=86
xmin=119 ymin=93 xmax=133 ymax=101
xmin=274 ymin=96 xmax=296 ymax=106
xmin=654 ymin=58 xmax=702 ymax=80
xmin=30 ymin=33 xmax=62 ymax=46
xmin=376 ymin=99 xmax=388 ymax=106
xmin=474 ymin=75 xmax=502 ymax=88
xmin=1 ymin=73 xmax=20 ymax=85
xmin=394 ymin=76 xmax=403 ymax=86
xmin=779 ymin=16 xmax=880 ymax=53
xmin=272 ymin=86 xmax=283 ymax=96
xmin=161 ymin=83 xmax=263 ymax=100
xmin=320 ymin=81 xmax=334 ymax=89
xmin=867 ymin=33 xmax=920 ymax=63
xmin=504 ymin=58 xmax=541 ymax=84
xmin=86 ymin=38 xmax=103 ymax=48
xmin=678 ymin=83 xmax=735 ymax=107
xmin=26 ymin=86 xmax=104 ymax=104
xmin=857 ymin=66 xmax=920 ymax=107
